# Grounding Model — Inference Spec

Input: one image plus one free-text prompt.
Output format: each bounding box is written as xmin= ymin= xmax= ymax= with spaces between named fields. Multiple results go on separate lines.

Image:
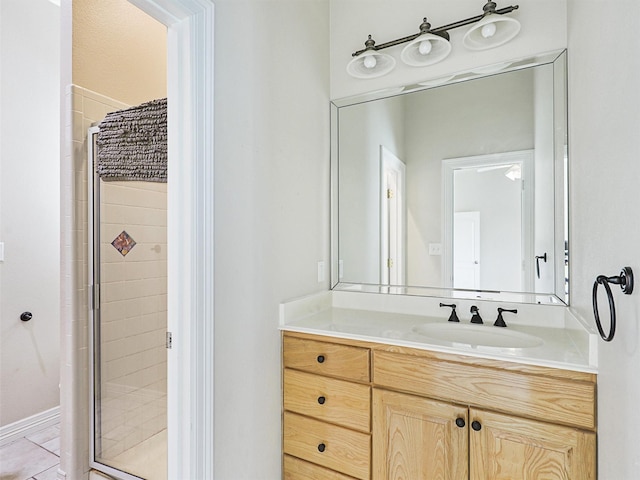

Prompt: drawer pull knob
xmin=455 ymin=417 xmax=465 ymax=428
xmin=471 ymin=420 xmax=482 ymax=431
xmin=317 ymin=396 xmax=326 ymax=405
xmin=316 ymin=355 xmax=325 ymax=363
xmin=317 ymin=443 xmax=326 ymax=453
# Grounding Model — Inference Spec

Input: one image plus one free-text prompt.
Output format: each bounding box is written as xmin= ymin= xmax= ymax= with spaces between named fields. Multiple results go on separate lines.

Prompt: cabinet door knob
xmin=317 ymin=396 xmax=326 ymax=405
xmin=316 ymin=355 xmax=325 ymax=363
xmin=317 ymin=443 xmax=326 ymax=453
xmin=455 ymin=417 xmax=465 ymax=428
xmin=20 ymin=311 xmax=33 ymax=322
xmin=471 ymin=420 xmax=482 ymax=431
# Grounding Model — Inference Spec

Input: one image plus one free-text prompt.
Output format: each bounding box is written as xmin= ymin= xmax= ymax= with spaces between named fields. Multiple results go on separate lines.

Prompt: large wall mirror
xmin=331 ymin=50 xmax=568 ymax=305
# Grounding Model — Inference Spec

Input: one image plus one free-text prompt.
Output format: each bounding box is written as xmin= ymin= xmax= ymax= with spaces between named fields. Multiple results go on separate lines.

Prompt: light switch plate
xmin=317 ymin=261 xmax=325 ymax=282
xmin=429 ymin=243 xmax=442 ymax=256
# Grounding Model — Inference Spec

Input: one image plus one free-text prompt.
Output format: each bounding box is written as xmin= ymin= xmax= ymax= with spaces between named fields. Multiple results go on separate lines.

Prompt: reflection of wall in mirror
xmin=405 ymin=69 xmax=534 ymax=288
xmin=338 ymin=97 xmax=405 ymax=284
xmin=533 ymin=65 xmax=555 ymax=294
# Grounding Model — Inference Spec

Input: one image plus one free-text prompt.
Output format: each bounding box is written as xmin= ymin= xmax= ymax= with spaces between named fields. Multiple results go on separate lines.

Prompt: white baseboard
xmin=0 ymin=405 xmax=60 ymax=447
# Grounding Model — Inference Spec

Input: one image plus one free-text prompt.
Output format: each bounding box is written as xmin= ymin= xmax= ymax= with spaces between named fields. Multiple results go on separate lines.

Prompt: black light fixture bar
xmin=351 ymin=4 xmax=519 ymax=57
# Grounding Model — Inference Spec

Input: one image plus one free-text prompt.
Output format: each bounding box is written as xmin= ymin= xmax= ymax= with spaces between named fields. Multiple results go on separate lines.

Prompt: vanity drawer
xmin=284 ymin=369 xmax=370 ymax=432
xmin=283 ymin=335 xmax=370 ymax=382
xmin=284 ymin=455 xmax=358 ymax=480
xmin=372 ymin=350 xmax=596 ymax=430
xmin=283 ymin=412 xmax=371 ymax=480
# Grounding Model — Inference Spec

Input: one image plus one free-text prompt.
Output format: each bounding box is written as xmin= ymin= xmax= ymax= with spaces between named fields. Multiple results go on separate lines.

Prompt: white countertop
xmin=280 ymin=290 xmax=598 ymax=373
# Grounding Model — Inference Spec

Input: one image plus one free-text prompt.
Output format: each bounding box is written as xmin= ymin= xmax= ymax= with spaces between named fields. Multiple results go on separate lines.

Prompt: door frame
xmin=442 ymin=150 xmax=534 ymax=291
xmin=379 ymin=146 xmax=406 ymax=286
xmin=127 ymin=1 xmax=215 ymax=478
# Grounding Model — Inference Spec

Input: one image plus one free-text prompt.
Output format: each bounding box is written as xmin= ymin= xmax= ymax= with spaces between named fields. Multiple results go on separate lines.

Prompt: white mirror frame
xmin=330 ymin=50 xmax=568 ymax=306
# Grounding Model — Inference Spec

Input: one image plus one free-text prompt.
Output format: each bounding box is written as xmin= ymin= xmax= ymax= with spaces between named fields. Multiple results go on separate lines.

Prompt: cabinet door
xmin=469 ymin=409 xmax=596 ymax=480
xmin=373 ymin=389 xmax=468 ymax=480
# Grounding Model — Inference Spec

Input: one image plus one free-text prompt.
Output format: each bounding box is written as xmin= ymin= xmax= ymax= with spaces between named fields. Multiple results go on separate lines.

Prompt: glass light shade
xmin=401 ymin=33 xmax=452 ymax=67
xmin=418 ymin=75 xmax=455 ymax=87
xmin=463 ymin=14 xmax=521 ymax=50
xmin=347 ymin=50 xmax=396 ymax=79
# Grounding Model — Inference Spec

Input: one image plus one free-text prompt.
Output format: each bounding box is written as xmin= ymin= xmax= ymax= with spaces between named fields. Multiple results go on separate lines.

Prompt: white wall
xmin=213 ymin=1 xmax=329 ymax=478
xmin=72 ymin=0 xmax=167 ymax=106
xmin=0 ymin=0 xmax=60 ymax=427
xmin=567 ymin=1 xmax=640 ymax=478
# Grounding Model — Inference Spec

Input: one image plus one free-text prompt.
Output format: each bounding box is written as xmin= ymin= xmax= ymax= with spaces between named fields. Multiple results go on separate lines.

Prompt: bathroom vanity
xmin=280 ymin=291 xmax=597 ymax=480
xmin=282 ymin=49 xmax=596 ymax=479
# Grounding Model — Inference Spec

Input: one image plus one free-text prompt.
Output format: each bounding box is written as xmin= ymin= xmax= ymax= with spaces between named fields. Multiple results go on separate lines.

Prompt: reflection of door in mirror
xmin=444 ymin=150 xmax=534 ymax=293
xmin=380 ymin=146 xmax=406 ymax=285
xmin=453 ymin=211 xmax=480 ymax=289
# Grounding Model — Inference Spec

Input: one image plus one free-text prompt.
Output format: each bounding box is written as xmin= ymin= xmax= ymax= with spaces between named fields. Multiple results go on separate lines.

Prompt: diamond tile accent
xmin=111 ymin=230 xmax=136 ymax=256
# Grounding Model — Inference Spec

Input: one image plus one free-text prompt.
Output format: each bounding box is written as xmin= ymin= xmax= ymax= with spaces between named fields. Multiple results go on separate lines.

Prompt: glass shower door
xmin=89 ymin=127 xmax=168 ymax=480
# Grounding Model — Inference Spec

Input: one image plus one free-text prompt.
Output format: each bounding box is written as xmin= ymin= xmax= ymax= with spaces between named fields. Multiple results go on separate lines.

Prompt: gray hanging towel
xmin=97 ymin=98 xmax=167 ymax=182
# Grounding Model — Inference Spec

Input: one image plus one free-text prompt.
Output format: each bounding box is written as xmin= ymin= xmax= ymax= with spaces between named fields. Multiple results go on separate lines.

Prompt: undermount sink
xmin=412 ymin=323 xmax=544 ymax=349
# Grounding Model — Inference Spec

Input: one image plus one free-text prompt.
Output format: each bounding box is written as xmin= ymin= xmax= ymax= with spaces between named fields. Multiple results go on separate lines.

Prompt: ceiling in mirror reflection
xmin=332 ymin=51 xmax=568 ymax=305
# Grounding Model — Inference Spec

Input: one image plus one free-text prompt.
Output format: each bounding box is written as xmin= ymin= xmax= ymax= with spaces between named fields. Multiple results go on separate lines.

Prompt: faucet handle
xmin=494 ymin=307 xmax=517 ymax=327
xmin=470 ymin=305 xmax=483 ymax=324
xmin=439 ymin=303 xmax=459 ymax=322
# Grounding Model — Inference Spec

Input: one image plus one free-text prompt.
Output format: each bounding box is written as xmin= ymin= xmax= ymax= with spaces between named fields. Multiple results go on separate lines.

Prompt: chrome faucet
xmin=494 ymin=307 xmax=517 ymax=327
xmin=470 ymin=305 xmax=483 ymax=324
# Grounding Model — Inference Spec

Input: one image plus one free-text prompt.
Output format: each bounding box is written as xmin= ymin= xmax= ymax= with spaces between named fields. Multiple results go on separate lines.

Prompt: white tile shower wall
xmin=98 ymin=180 xmax=167 ymax=459
xmin=62 ymin=85 xmax=166 ymax=476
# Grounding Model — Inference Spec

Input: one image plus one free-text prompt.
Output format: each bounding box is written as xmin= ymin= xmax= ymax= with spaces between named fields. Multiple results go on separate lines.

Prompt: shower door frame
xmin=89 ymin=128 xmax=150 ymax=480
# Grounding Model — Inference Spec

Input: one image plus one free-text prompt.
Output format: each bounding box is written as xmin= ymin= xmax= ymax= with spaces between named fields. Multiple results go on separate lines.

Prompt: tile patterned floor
xmin=0 ymin=424 xmax=60 ymax=480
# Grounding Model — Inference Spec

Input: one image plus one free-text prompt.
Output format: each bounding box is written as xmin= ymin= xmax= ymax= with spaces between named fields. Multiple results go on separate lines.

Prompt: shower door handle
xmin=90 ymin=283 xmax=101 ymax=310
xmin=535 ymin=253 xmax=547 ymax=279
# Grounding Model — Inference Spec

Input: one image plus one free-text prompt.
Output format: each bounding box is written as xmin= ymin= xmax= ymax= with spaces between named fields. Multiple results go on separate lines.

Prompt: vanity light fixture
xmin=348 ymin=1 xmax=520 ymax=79
xmin=463 ymin=1 xmax=521 ymax=50
xmin=346 ymin=35 xmax=396 ymax=79
xmin=400 ymin=18 xmax=452 ymax=67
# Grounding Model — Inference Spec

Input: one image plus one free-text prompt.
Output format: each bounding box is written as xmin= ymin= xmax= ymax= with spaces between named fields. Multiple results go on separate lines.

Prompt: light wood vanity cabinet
xmin=468 ymin=408 xmax=596 ymax=480
xmin=282 ymin=332 xmax=597 ymax=480
xmin=373 ymin=389 xmax=469 ymax=479
xmin=283 ymin=335 xmax=372 ymax=480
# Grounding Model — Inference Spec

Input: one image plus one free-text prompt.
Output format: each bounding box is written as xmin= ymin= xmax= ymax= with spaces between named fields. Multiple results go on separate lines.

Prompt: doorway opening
xmin=443 ymin=150 xmax=534 ymax=293
xmin=61 ymin=1 xmax=215 ymax=479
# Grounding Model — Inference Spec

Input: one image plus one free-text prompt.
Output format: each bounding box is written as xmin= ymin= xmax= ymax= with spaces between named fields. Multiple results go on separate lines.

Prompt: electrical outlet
xmin=429 ymin=243 xmax=442 ymax=256
xmin=317 ymin=261 xmax=325 ymax=282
